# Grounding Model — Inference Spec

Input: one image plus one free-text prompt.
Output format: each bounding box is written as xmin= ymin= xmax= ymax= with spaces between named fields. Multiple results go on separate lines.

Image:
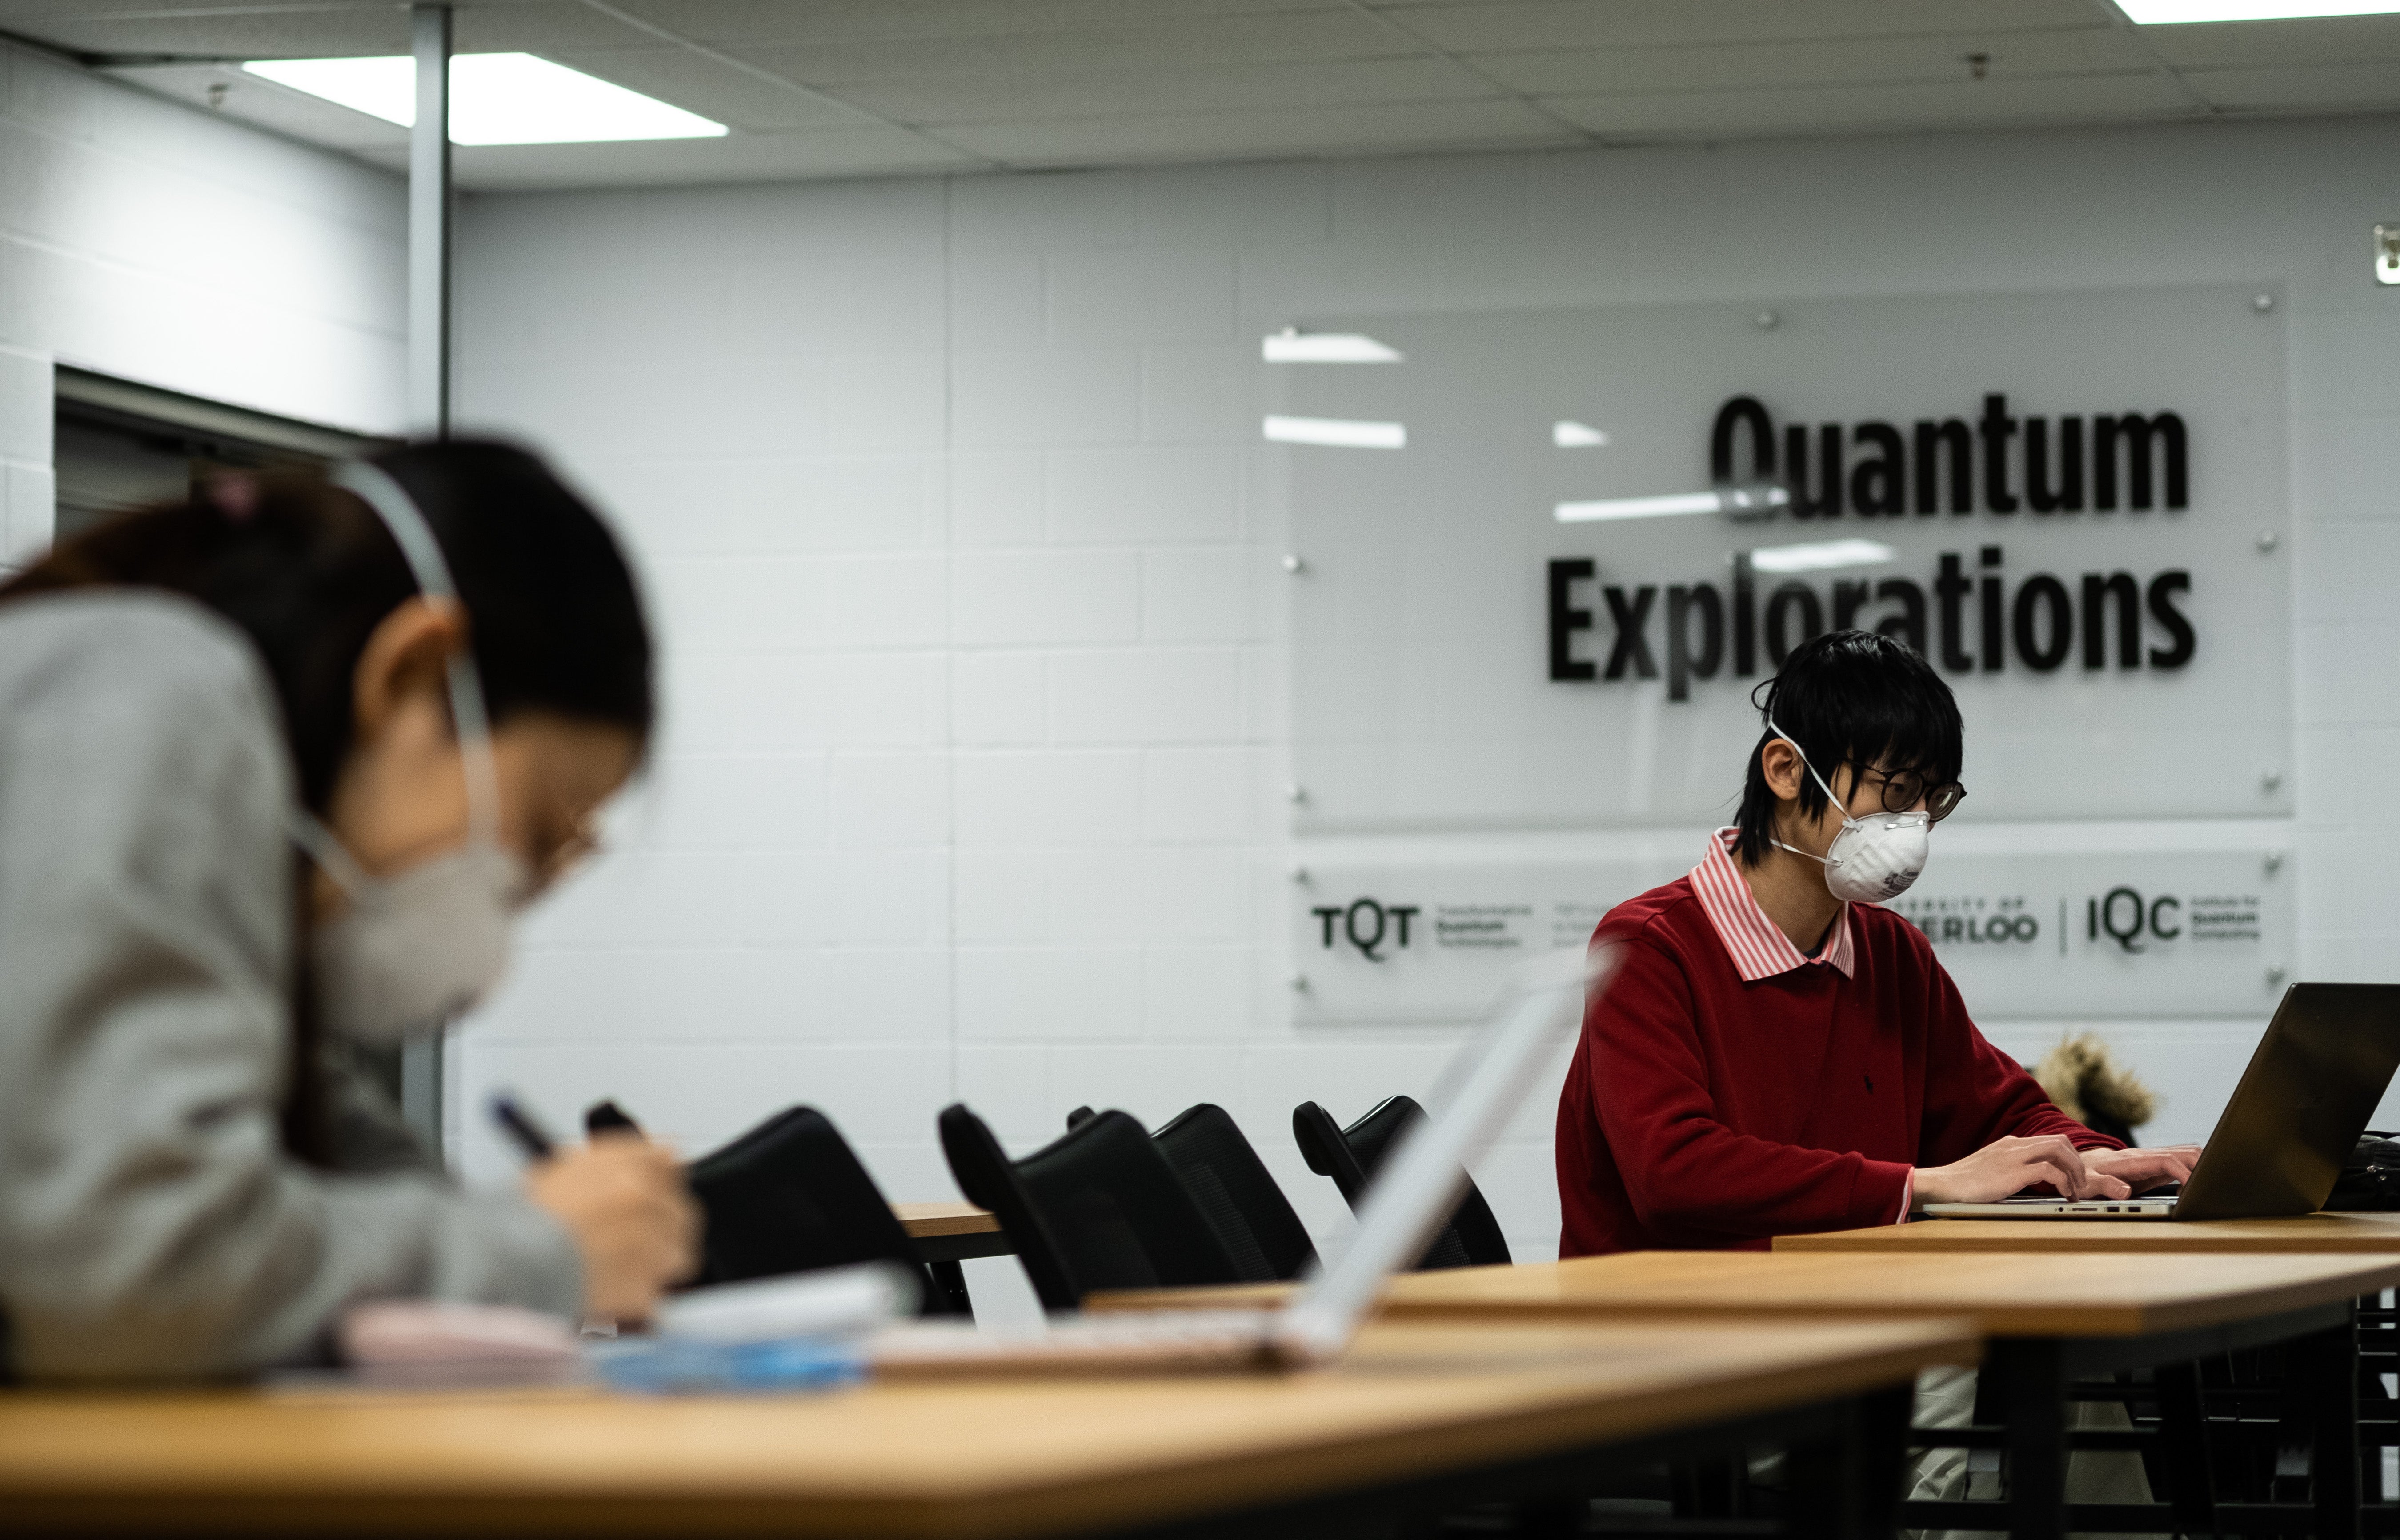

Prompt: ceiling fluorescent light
xmin=243 ymin=56 xmax=413 ymax=124
xmin=1262 ymin=414 xmax=1406 ymax=449
xmin=1262 ymin=329 xmax=1403 ymax=364
xmin=2118 ymin=0 xmax=2400 ymax=20
xmin=242 ymin=53 xmax=727 ymax=144
xmin=1553 ymin=420 xmax=1610 ymax=448
xmin=1554 ymin=485 xmax=1791 ymax=522
xmin=1749 ymin=538 xmax=1898 ymax=575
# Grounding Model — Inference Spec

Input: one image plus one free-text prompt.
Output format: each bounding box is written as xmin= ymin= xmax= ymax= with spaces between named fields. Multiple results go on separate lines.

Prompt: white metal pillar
xmin=400 ymin=3 xmax=452 ymax=1154
xmin=406 ymin=3 xmax=451 ymax=436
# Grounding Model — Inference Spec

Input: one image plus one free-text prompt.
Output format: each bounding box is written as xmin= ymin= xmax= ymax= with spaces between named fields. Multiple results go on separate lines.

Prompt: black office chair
xmin=589 ymin=1101 xmax=965 ymax=1315
xmin=1150 ymin=1104 xmax=1318 ymax=1283
xmin=938 ymin=1103 xmax=1243 ymax=1310
xmin=1291 ymin=1096 xmax=1511 ymax=1269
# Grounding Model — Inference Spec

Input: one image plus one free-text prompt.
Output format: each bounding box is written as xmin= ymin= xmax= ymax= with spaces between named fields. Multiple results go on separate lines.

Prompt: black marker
xmin=490 ymin=1092 xmax=557 ymax=1162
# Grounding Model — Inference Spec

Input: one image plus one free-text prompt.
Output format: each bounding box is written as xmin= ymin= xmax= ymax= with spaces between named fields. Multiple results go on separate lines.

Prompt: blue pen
xmin=490 ymin=1092 xmax=557 ymax=1162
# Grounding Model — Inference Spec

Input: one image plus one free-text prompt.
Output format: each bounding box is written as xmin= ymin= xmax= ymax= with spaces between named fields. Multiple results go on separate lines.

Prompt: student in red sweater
xmin=1558 ymin=630 xmax=2196 ymax=1256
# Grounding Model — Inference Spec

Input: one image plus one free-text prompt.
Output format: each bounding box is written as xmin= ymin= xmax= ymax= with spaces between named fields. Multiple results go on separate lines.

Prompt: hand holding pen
xmin=495 ymin=1091 xmax=698 ymax=1324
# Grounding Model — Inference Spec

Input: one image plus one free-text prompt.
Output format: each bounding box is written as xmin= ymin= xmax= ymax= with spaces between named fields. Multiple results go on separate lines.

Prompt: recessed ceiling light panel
xmin=2117 ymin=0 xmax=2400 ymax=20
xmin=242 ymin=52 xmax=727 ymax=144
xmin=1552 ymin=420 xmax=1610 ymax=447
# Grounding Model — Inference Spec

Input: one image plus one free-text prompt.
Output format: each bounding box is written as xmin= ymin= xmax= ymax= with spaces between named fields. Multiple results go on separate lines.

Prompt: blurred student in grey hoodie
xmin=0 ymin=441 xmax=694 ymax=1380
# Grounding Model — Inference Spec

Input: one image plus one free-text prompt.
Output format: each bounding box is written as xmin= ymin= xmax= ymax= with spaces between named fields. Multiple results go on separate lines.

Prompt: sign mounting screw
xmin=1285 ymin=783 xmax=1306 ymax=804
xmin=2256 ymin=530 xmax=2278 ymax=552
xmin=2268 ymin=965 xmax=2287 ymax=986
xmin=2264 ymin=850 xmax=2284 ymax=874
xmin=1288 ymin=863 xmax=1310 ymax=884
xmin=1752 ymin=310 xmax=1779 ymax=331
xmin=1282 ymin=553 xmax=1306 ymax=574
xmin=1289 ymin=973 xmax=1310 ymax=992
xmin=2252 ymin=292 xmax=2275 ymax=312
xmin=2262 ymin=769 xmax=2283 ymax=792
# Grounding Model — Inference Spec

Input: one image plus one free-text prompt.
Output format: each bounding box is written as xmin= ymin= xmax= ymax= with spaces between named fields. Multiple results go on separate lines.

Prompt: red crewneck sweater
xmin=1556 ymin=833 xmax=2116 ymax=1255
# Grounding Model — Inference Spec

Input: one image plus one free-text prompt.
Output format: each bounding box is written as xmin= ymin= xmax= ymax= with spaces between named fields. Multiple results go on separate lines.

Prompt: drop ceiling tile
xmin=358 ymin=124 xmax=982 ymax=191
xmin=1478 ymin=28 xmax=2146 ymax=95
xmin=451 ymin=3 xmax=678 ymax=53
xmin=835 ymin=54 xmax=1494 ymax=124
xmin=16 ymin=7 xmax=410 ymax=59
xmin=732 ymin=11 xmax=1410 ymax=85
xmin=936 ymin=96 xmax=1577 ymax=165
xmin=2179 ymin=62 xmax=2400 ymax=110
xmin=593 ymin=0 xmax=1332 ymax=48
xmin=1545 ymin=72 xmax=2198 ymax=140
xmin=4 ymin=1 xmax=673 ymax=58
xmin=549 ymin=47 xmax=866 ymax=131
xmin=1397 ymin=0 xmax=2110 ymax=54
xmin=2139 ymin=15 xmax=2400 ymax=68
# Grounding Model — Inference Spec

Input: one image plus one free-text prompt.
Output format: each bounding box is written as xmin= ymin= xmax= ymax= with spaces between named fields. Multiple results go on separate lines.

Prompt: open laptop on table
xmin=869 ymin=944 xmax=1614 ymax=1376
xmin=1924 ymin=982 xmax=2400 ymax=1222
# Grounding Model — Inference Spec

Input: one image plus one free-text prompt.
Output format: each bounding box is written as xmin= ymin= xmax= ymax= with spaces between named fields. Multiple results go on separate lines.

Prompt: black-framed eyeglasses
xmin=1854 ymin=766 xmax=1967 ymax=822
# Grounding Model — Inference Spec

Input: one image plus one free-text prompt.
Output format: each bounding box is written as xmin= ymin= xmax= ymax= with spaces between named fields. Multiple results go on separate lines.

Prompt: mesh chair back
xmin=1150 ymin=1104 xmax=1318 ymax=1282
xmin=681 ymin=1105 xmax=954 ymax=1312
xmin=939 ymin=1103 xmax=1244 ymax=1309
xmin=1290 ymin=1095 xmax=1512 ymax=1270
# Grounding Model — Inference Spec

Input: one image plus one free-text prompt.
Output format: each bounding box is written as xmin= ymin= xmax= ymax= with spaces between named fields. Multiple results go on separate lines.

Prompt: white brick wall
xmin=450 ymin=118 xmax=2400 ymax=1278
xmin=0 ymin=44 xmax=405 ymax=440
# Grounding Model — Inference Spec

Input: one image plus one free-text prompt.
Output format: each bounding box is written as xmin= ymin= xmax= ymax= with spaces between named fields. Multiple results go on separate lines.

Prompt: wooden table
xmin=0 ymin=1318 xmax=1973 ymax=1539
xmin=892 ymin=1202 xmax=1004 ymax=1253
xmin=1772 ymin=1215 xmax=2400 ymax=1526
xmin=892 ymin=1203 xmax=1008 ymax=1317
xmin=1095 ymin=1251 xmax=2400 ymax=1540
xmin=1774 ymin=1212 xmax=2400 ymax=1255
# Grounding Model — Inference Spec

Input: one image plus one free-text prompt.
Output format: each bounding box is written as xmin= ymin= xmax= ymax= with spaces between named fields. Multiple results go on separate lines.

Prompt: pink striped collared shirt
xmin=1687 ymin=827 xmax=1856 ymax=981
xmin=1684 ymin=827 xmax=1908 ymax=1221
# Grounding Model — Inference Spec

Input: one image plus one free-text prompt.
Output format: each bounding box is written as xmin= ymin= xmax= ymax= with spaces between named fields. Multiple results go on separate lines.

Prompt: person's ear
xmin=352 ymin=597 xmax=469 ymax=743
xmin=1759 ymin=737 xmax=1806 ymax=806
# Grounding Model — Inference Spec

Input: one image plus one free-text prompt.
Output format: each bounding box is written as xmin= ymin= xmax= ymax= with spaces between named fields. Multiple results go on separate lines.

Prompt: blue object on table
xmin=590 ymin=1335 xmax=865 ymax=1395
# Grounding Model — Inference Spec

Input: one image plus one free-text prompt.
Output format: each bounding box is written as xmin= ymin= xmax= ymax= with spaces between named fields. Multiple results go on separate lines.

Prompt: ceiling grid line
xmin=567 ymin=0 xmax=1009 ymax=170
xmin=2089 ymin=0 xmax=2227 ymax=115
xmin=1345 ymin=0 xmax=1606 ymax=145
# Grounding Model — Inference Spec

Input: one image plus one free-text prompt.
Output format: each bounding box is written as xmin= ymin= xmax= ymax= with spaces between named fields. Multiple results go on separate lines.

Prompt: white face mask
xmin=1765 ymin=714 xmax=1932 ymax=904
xmin=287 ymin=462 xmax=531 ymax=1045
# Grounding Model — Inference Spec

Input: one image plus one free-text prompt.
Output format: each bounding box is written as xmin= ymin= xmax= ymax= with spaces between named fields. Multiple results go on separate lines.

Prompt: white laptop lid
xmin=1270 ymin=944 xmax=1618 ymax=1365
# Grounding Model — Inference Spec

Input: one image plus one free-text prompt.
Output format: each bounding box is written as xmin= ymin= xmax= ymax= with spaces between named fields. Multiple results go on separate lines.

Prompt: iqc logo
xmin=2088 ymin=886 xmax=2181 ymax=954
xmin=1310 ymin=898 xmax=1421 ymax=962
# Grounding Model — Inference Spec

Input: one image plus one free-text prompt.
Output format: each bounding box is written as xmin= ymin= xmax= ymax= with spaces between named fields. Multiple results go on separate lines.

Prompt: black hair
xmin=0 ymin=438 xmax=653 ymax=812
xmin=1732 ymin=629 xmax=1963 ymax=865
xmin=0 ymin=440 xmax=653 ymax=1167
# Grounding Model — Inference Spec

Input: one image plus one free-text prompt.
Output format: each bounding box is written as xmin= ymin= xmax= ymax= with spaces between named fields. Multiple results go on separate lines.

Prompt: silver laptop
xmin=869 ymin=944 xmax=1616 ymax=1375
xmin=1924 ymin=983 xmax=2400 ymax=1221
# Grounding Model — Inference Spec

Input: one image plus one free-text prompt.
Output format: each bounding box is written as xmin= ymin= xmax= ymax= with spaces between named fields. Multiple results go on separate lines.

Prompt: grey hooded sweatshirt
xmin=0 ymin=589 xmax=580 ymax=1380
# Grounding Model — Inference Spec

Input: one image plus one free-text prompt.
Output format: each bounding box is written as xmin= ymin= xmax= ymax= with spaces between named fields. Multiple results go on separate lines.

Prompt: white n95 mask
xmin=285 ymin=462 xmax=532 ymax=1045
xmin=1765 ymin=714 xmax=1933 ymax=904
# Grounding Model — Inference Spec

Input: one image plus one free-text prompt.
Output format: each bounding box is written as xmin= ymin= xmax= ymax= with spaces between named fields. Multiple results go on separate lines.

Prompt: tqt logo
xmin=1310 ymin=898 xmax=1421 ymax=961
